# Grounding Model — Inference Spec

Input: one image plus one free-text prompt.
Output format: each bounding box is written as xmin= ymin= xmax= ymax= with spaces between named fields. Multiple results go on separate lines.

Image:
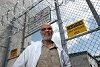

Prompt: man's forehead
xmin=41 ymin=23 xmax=51 ymax=28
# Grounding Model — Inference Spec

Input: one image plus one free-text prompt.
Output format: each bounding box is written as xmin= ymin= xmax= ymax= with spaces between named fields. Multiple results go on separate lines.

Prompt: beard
xmin=42 ymin=35 xmax=52 ymax=41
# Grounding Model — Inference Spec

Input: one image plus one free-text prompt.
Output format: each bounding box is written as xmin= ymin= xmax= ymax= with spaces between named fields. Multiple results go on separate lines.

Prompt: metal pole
xmin=20 ymin=13 xmax=26 ymax=53
xmin=65 ymin=27 xmax=100 ymax=41
xmin=86 ymin=0 xmax=100 ymax=27
xmin=54 ymin=0 xmax=68 ymax=53
xmin=3 ymin=20 xmax=14 ymax=67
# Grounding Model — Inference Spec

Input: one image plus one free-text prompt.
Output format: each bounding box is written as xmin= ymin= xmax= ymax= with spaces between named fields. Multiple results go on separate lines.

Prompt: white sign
xmin=28 ymin=6 xmax=51 ymax=34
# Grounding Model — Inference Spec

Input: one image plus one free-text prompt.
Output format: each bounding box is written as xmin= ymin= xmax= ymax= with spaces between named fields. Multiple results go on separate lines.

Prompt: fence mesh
xmin=0 ymin=0 xmax=100 ymax=67
xmin=59 ymin=0 xmax=100 ymax=67
xmin=59 ymin=0 xmax=100 ymax=54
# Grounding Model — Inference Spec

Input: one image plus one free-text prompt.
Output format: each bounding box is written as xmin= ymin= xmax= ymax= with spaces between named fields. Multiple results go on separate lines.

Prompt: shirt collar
xmin=42 ymin=41 xmax=58 ymax=49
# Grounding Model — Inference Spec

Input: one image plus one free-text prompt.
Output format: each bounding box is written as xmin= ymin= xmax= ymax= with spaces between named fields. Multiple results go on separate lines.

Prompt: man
xmin=12 ymin=23 xmax=71 ymax=67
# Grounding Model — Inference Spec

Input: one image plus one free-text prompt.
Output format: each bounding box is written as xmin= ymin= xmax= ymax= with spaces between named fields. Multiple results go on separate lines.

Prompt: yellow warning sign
xmin=10 ymin=48 xmax=17 ymax=58
xmin=66 ymin=19 xmax=87 ymax=38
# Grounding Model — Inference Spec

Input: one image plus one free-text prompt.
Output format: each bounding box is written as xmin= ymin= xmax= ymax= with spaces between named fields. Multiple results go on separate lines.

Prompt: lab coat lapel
xmin=33 ymin=42 xmax=42 ymax=67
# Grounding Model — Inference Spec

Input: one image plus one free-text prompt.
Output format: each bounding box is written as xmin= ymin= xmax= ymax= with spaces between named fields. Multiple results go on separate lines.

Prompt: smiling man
xmin=12 ymin=23 xmax=71 ymax=67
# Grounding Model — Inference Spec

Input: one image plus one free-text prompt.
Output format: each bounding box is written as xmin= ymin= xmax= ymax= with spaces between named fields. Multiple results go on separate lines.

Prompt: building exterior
xmin=69 ymin=51 xmax=98 ymax=67
xmin=0 ymin=0 xmax=32 ymax=67
xmin=95 ymin=56 xmax=100 ymax=67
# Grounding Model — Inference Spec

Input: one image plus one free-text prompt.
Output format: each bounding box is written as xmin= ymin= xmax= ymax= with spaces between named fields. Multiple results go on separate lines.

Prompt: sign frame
xmin=27 ymin=6 xmax=51 ymax=34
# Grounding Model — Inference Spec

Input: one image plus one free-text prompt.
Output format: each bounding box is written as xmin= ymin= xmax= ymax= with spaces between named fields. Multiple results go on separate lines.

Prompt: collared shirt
xmin=36 ymin=43 xmax=61 ymax=67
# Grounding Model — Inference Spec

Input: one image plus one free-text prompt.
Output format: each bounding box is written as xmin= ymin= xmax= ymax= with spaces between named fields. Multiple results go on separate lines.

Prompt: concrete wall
xmin=70 ymin=54 xmax=90 ymax=67
xmin=0 ymin=0 xmax=32 ymax=67
xmin=69 ymin=53 xmax=98 ymax=67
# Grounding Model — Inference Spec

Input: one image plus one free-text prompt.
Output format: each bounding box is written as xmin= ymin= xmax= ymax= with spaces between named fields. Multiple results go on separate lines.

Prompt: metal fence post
xmin=86 ymin=0 xmax=100 ymax=27
xmin=20 ymin=13 xmax=26 ymax=53
xmin=54 ymin=0 xmax=68 ymax=53
xmin=3 ymin=19 xmax=14 ymax=67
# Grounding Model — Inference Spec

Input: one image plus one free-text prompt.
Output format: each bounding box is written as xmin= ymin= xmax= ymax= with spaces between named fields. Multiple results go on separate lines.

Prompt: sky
xmin=31 ymin=0 xmax=100 ymax=55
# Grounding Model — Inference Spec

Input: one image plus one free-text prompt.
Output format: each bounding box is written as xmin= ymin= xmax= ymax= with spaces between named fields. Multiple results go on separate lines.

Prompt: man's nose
xmin=45 ymin=29 xmax=49 ymax=31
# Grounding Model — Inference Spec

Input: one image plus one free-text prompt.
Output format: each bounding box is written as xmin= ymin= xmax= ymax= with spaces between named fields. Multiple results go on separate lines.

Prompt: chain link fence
xmin=0 ymin=0 xmax=32 ymax=67
xmin=60 ymin=0 xmax=100 ymax=54
xmin=0 ymin=0 xmax=100 ymax=67
xmin=59 ymin=0 xmax=100 ymax=67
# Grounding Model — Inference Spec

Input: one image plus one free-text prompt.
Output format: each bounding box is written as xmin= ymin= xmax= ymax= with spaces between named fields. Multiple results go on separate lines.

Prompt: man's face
xmin=40 ymin=23 xmax=53 ymax=40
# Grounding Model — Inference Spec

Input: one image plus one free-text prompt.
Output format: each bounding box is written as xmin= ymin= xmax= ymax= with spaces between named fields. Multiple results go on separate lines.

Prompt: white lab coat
xmin=12 ymin=41 xmax=71 ymax=67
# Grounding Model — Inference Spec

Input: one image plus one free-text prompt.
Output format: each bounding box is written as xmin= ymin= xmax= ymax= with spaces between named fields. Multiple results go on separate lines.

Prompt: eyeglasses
xmin=40 ymin=27 xmax=52 ymax=31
